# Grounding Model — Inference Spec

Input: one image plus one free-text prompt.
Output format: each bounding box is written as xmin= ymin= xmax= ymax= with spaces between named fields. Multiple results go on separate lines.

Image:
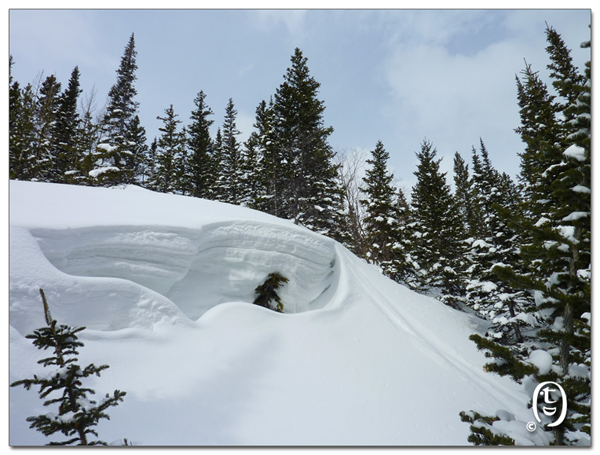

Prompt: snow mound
xmin=10 ymin=181 xmax=534 ymax=446
xmin=31 ymin=221 xmax=336 ymax=322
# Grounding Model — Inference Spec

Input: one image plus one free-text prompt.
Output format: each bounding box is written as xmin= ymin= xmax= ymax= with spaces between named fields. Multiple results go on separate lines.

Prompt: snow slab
xmin=9 ymin=181 xmax=535 ymax=446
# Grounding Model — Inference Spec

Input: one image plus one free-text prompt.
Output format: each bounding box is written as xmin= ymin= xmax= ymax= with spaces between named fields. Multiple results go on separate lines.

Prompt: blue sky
xmin=8 ymin=9 xmax=591 ymax=192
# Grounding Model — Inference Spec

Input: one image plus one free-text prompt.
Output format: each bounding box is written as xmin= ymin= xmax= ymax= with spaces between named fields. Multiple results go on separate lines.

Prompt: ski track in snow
xmin=9 ymin=181 xmax=533 ymax=446
xmin=341 ymin=246 xmax=526 ymax=414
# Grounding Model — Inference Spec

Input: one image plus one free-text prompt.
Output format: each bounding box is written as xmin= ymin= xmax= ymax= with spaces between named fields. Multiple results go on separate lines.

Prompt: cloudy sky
xmin=9 ymin=8 xmax=591 ymax=192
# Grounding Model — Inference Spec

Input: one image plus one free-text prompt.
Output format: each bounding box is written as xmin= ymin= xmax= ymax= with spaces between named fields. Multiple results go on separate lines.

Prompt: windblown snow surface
xmin=9 ymin=181 xmax=543 ymax=446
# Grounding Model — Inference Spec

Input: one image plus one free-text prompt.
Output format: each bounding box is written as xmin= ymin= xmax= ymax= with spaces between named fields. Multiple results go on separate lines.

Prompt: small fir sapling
xmin=253 ymin=272 xmax=289 ymax=313
xmin=10 ymin=289 xmax=126 ymax=446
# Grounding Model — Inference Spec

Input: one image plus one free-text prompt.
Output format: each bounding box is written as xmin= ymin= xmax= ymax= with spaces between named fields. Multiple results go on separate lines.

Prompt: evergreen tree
xmin=9 ymin=57 xmax=37 ymax=180
xmin=453 ymin=151 xmax=475 ymax=237
xmin=406 ymin=140 xmax=465 ymax=300
xmin=360 ymin=140 xmax=405 ymax=280
xmin=124 ymin=115 xmax=148 ymax=185
xmin=246 ymin=98 xmax=281 ymax=214
xmin=151 ymin=105 xmax=186 ymax=194
xmin=10 ymin=289 xmax=126 ymax=446
xmin=140 ymin=138 xmax=158 ymax=189
xmin=91 ymin=33 xmax=140 ymax=186
xmin=240 ymin=132 xmax=262 ymax=207
xmin=271 ymin=48 xmax=346 ymax=240
xmin=253 ymin=273 xmax=289 ymax=313
xmin=186 ymin=90 xmax=215 ymax=199
xmin=464 ymin=141 xmax=531 ymax=344
xmin=215 ymin=98 xmax=244 ymax=204
xmin=31 ymin=74 xmax=62 ymax=181
xmin=78 ymin=94 xmax=102 ymax=186
xmin=464 ymin=26 xmax=591 ymax=446
xmin=52 ymin=66 xmax=82 ymax=184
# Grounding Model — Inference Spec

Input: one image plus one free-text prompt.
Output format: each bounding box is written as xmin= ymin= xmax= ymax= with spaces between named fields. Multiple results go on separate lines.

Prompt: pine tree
xmin=141 ymin=138 xmax=158 ymax=189
xmin=78 ymin=94 xmax=102 ymax=186
xmin=406 ymin=140 xmax=465 ymax=300
xmin=91 ymin=33 xmax=140 ymax=186
xmin=240 ymin=133 xmax=262 ymax=207
xmin=10 ymin=289 xmax=126 ymax=446
xmin=151 ymin=105 xmax=186 ymax=194
xmin=186 ymin=90 xmax=215 ymax=199
xmin=360 ymin=140 xmax=405 ymax=280
xmin=453 ymin=151 xmax=474 ymax=237
xmin=246 ymin=98 xmax=281 ymax=214
xmin=464 ymin=141 xmax=531 ymax=344
xmin=271 ymin=48 xmax=346 ymax=240
xmin=31 ymin=74 xmax=62 ymax=181
xmin=9 ymin=57 xmax=37 ymax=180
xmin=253 ymin=273 xmax=289 ymax=313
xmin=52 ymin=66 xmax=82 ymax=184
xmin=215 ymin=98 xmax=244 ymax=204
xmin=464 ymin=26 xmax=591 ymax=446
xmin=124 ymin=115 xmax=148 ymax=185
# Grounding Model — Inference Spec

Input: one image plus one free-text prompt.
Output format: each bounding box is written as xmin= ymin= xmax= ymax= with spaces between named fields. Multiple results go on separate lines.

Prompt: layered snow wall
xmin=9 ymin=181 xmax=337 ymax=334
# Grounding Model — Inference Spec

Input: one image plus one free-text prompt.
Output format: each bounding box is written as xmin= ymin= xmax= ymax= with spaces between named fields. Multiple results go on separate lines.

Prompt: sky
xmin=8 ymin=8 xmax=592 ymax=193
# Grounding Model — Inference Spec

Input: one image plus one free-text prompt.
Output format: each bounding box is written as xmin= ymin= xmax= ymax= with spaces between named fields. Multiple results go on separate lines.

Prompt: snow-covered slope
xmin=9 ymin=181 xmax=539 ymax=446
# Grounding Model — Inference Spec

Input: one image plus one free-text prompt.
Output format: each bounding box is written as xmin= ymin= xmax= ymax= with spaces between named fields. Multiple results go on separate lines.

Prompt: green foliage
xmin=360 ymin=140 xmax=408 ymax=280
xmin=150 ymin=104 xmax=186 ymax=194
xmin=215 ymin=98 xmax=244 ymax=204
xmin=186 ymin=90 xmax=216 ymax=199
xmin=406 ymin=139 xmax=466 ymax=295
xmin=462 ymin=24 xmax=590 ymax=447
xmin=10 ymin=289 xmax=126 ymax=446
xmin=469 ymin=334 xmax=538 ymax=382
xmin=91 ymin=33 xmax=139 ymax=186
xmin=459 ymin=411 xmax=515 ymax=446
xmin=253 ymin=273 xmax=289 ymax=313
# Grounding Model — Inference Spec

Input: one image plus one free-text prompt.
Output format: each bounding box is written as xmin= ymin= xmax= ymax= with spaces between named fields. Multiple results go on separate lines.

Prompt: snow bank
xmin=10 ymin=181 xmax=533 ymax=446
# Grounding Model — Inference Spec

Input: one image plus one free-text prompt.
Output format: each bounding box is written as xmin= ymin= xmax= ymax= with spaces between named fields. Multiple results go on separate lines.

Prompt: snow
xmin=10 ymin=181 xmax=534 ymax=446
xmin=563 ymin=144 xmax=586 ymax=162
xmin=571 ymin=185 xmax=591 ymax=194
xmin=89 ymin=166 xmax=120 ymax=178
xmin=562 ymin=211 xmax=589 ymax=222
xmin=528 ymin=350 xmax=553 ymax=375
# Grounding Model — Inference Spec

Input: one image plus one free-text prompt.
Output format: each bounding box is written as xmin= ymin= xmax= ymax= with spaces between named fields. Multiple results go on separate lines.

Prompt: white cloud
xmin=380 ymin=10 xmax=579 ymax=182
xmin=252 ymin=10 xmax=308 ymax=38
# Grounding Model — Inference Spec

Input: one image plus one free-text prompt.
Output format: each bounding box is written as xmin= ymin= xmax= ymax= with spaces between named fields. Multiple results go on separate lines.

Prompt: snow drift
xmin=9 ymin=181 xmax=539 ymax=446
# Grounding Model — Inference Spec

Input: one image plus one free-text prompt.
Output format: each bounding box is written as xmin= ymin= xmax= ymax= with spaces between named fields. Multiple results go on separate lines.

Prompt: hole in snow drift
xmin=31 ymin=222 xmax=338 ymax=322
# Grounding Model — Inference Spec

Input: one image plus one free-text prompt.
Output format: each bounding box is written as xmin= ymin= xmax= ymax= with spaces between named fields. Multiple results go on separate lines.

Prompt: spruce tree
xmin=464 ymin=141 xmax=531 ymax=344
xmin=140 ymin=138 xmax=158 ymax=189
xmin=31 ymin=74 xmax=62 ymax=181
xmin=271 ymin=48 xmax=345 ymax=240
xmin=151 ymin=105 xmax=186 ymax=194
xmin=9 ymin=57 xmax=37 ymax=180
xmin=215 ymin=98 xmax=244 ymax=204
xmin=52 ymin=66 xmax=82 ymax=184
xmin=360 ymin=140 xmax=405 ymax=280
xmin=406 ymin=140 xmax=465 ymax=299
xmin=453 ymin=151 xmax=474 ymax=237
xmin=246 ymin=98 xmax=282 ymax=214
xmin=10 ymin=289 xmax=126 ymax=446
xmin=91 ymin=33 xmax=140 ymax=186
xmin=78 ymin=96 xmax=102 ymax=186
xmin=253 ymin=273 xmax=289 ymax=313
xmin=124 ymin=115 xmax=148 ymax=185
xmin=464 ymin=26 xmax=591 ymax=446
xmin=186 ymin=90 xmax=215 ymax=199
